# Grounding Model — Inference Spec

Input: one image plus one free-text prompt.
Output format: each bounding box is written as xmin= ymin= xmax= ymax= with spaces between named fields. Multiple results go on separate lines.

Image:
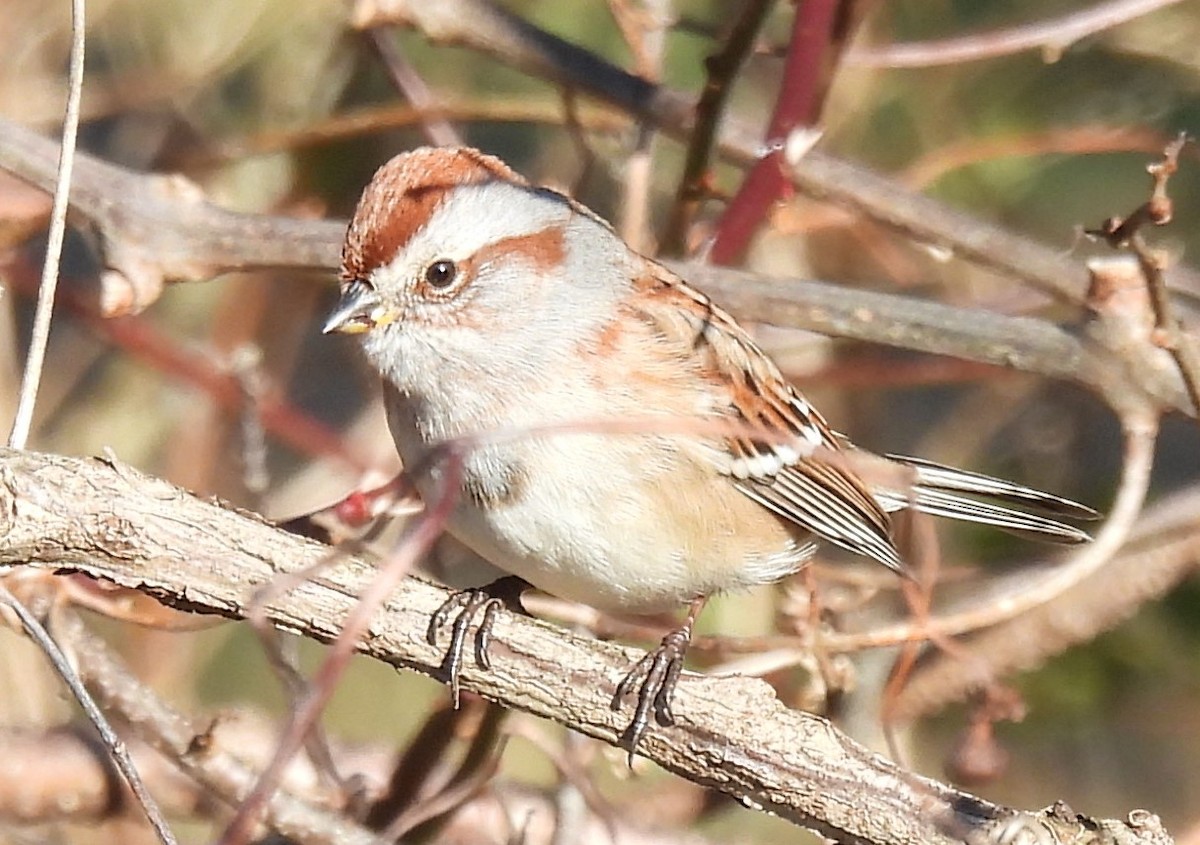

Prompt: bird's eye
xmin=424 ymin=259 xmax=457 ymax=288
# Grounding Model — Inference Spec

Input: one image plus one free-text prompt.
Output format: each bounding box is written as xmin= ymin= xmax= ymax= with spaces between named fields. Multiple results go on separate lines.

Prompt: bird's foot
xmin=428 ymin=575 xmax=528 ymax=706
xmin=611 ymin=623 xmax=693 ymax=764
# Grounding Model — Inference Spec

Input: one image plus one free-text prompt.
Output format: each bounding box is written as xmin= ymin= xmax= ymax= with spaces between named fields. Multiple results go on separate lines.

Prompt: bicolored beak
xmin=323 ymin=280 xmax=391 ymax=335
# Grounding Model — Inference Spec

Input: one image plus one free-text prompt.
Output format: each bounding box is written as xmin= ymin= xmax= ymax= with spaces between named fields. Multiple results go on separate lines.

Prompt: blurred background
xmin=2 ymin=1 xmax=1200 ymax=843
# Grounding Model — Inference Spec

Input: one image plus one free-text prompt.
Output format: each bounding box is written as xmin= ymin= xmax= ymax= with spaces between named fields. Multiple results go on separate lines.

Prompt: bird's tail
xmin=872 ymin=454 xmax=1098 ymax=545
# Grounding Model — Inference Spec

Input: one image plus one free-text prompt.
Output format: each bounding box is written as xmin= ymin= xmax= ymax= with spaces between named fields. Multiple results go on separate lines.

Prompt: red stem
xmin=709 ymin=0 xmax=842 ymax=265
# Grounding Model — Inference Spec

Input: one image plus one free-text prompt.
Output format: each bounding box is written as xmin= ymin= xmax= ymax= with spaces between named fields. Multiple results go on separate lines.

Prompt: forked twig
xmin=1087 ymin=134 xmax=1200 ymax=420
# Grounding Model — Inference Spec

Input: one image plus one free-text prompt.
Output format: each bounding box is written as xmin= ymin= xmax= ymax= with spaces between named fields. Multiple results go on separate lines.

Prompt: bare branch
xmin=0 ymin=586 xmax=178 ymax=845
xmin=825 ymin=408 xmax=1159 ymax=654
xmin=1087 ymin=135 xmax=1200 ymax=418
xmin=7 ymin=0 xmax=86 ymax=447
xmin=847 ymin=0 xmax=1188 ymax=68
xmin=707 ymin=0 xmax=843 ymax=264
xmin=365 ymin=28 xmax=463 ymax=147
xmin=660 ymin=0 xmax=772 ymax=255
xmin=893 ymin=481 xmax=1200 ymax=721
xmin=0 ymin=725 xmax=730 ymax=845
xmin=0 ymin=119 xmax=342 ymax=315
xmin=51 ymin=611 xmax=388 ymax=845
xmin=0 ymin=447 xmax=1167 ymax=845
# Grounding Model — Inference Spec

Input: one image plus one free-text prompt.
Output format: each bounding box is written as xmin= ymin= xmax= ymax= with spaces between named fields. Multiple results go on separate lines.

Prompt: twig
xmin=1 ymin=257 xmax=369 ymax=470
xmin=560 ymin=88 xmax=599 ymax=195
xmin=7 ymin=0 xmax=86 ymax=448
xmin=363 ymin=698 xmax=482 ymax=830
xmin=1087 ymin=134 xmax=1200 ymax=418
xmin=826 ymin=406 xmax=1159 ymax=652
xmin=348 ymin=0 xmax=1104 ymax=302
xmin=897 ymin=126 xmax=1179 ymax=190
xmin=708 ymin=0 xmax=842 ymax=265
xmin=0 ymin=726 xmax=721 ymax=845
xmin=892 ymin=480 xmax=1200 ymax=721
xmin=216 ymin=446 xmax=465 ymax=845
xmin=186 ymin=99 xmax=631 ymax=167
xmin=847 ymin=0 xmax=1188 ymax=67
xmin=1134 ymin=241 xmax=1200 ymax=418
xmin=387 ymin=703 xmax=508 ymax=840
xmin=50 ymin=611 xmax=388 ymax=845
xmin=366 ymin=28 xmax=463 ymax=147
xmin=612 ymin=0 xmax=670 ymax=251
xmin=0 ymin=585 xmax=178 ymax=845
xmin=660 ymin=0 xmax=773 ymax=255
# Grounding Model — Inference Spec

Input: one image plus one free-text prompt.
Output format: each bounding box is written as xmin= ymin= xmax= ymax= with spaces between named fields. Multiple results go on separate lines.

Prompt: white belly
xmin=382 ymin=383 xmax=813 ymax=613
xmin=422 ymin=432 xmax=810 ymax=612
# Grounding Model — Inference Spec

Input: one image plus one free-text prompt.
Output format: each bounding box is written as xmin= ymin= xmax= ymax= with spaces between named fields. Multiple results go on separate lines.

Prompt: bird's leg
xmin=612 ymin=596 xmax=708 ymax=762
xmin=428 ymin=575 xmax=529 ymax=706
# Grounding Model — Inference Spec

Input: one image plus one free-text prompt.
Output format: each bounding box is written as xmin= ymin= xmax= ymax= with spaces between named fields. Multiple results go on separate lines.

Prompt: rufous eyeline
xmin=325 ymin=147 xmax=1096 ymax=756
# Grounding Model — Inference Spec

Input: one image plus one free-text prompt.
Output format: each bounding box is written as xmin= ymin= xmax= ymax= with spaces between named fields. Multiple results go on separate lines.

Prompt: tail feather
xmin=876 ymin=454 xmax=1097 ymax=545
xmin=886 ymin=455 xmax=1099 ymax=520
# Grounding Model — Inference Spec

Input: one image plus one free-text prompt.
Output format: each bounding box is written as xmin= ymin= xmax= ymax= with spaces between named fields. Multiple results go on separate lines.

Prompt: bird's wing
xmin=628 ymin=265 xmax=905 ymax=574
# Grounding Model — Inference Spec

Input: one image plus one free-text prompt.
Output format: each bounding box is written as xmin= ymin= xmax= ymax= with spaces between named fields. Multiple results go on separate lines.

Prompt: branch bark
xmin=0 ymin=447 xmax=1169 ymax=845
xmin=0 ymin=118 xmax=340 ymax=314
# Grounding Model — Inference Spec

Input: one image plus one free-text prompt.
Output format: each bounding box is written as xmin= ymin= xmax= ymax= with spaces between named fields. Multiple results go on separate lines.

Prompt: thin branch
xmin=607 ymin=0 xmax=672 ymax=251
xmin=186 ymin=99 xmax=631 ymax=167
xmin=366 ymin=28 xmax=463 ymax=147
xmin=1086 ymin=134 xmax=1200 ymax=418
xmin=660 ymin=0 xmax=773 ymax=255
xmin=51 ymin=611 xmax=390 ymax=845
xmin=7 ymin=0 xmax=86 ymax=448
xmin=1 ymin=257 xmax=369 ymax=470
xmin=892 ymin=481 xmax=1200 ymax=721
xmin=847 ymin=0 xmax=1188 ymax=68
xmin=1134 ymin=241 xmax=1200 ymax=418
xmin=897 ymin=126 xmax=1180 ymax=191
xmin=825 ymin=407 xmax=1159 ymax=652
xmin=218 ymin=450 xmax=462 ymax=845
xmin=0 ymin=585 xmax=178 ymax=845
xmin=0 ymin=447 xmax=1166 ymax=845
xmin=0 ymin=726 xmax=727 ymax=845
xmin=708 ymin=0 xmax=842 ymax=265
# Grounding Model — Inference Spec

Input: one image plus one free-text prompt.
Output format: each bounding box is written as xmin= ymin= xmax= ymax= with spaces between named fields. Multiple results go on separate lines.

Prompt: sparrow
xmin=324 ymin=147 xmax=1095 ymax=755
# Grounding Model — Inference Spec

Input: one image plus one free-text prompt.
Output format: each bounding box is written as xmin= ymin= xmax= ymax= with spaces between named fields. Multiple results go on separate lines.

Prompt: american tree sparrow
xmin=325 ymin=148 xmax=1095 ymax=755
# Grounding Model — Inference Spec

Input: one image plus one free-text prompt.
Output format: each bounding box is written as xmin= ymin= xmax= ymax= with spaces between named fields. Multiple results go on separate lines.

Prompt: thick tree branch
xmin=0 ymin=119 xmax=340 ymax=314
xmin=0 ymin=447 xmax=1167 ymax=845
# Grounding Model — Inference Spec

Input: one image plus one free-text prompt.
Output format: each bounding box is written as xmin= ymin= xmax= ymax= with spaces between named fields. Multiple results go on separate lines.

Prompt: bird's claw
xmin=611 ymin=625 xmax=691 ymax=765
xmin=428 ymin=576 xmax=527 ymax=706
